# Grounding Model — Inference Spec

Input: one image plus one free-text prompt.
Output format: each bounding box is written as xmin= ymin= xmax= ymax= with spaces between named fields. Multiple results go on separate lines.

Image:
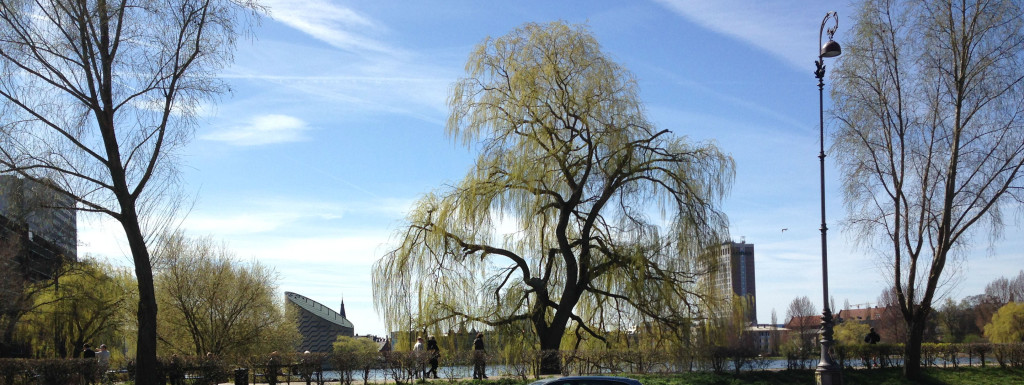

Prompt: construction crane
xmin=851 ymin=302 xmax=873 ymax=309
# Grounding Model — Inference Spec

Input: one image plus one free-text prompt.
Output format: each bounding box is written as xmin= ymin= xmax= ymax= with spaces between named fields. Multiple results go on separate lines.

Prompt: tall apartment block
xmin=0 ymin=175 xmax=77 ymax=280
xmin=712 ymin=240 xmax=757 ymax=324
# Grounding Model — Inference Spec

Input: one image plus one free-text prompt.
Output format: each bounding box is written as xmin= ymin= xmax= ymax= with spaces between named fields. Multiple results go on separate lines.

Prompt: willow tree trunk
xmin=537 ymin=323 xmax=567 ymax=375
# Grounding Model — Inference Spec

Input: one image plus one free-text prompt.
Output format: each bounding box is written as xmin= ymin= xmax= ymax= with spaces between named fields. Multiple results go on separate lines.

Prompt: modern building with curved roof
xmin=285 ymin=291 xmax=355 ymax=353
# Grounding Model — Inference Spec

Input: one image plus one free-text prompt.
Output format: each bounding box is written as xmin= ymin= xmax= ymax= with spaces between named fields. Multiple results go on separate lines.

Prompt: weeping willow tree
xmin=372 ymin=21 xmax=734 ymax=374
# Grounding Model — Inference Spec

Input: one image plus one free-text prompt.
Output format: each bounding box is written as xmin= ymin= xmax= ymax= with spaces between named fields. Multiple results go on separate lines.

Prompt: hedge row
xmin=0 ymin=356 xmax=230 ymax=385
xmin=804 ymin=342 xmax=1024 ymax=371
xmin=1 ymin=342 xmax=1022 ymax=385
xmin=0 ymin=359 xmax=97 ymax=385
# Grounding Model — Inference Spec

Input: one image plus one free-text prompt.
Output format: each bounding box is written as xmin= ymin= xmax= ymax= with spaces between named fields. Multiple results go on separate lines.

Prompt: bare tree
xmin=0 ymin=0 xmax=261 ymax=382
xmin=876 ymin=288 xmax=908 ymax=343
xmin=832 ymin=0 xmax=1024 ymax=379
xmin=984 ymin=270 xmax=1024 ymax=303
xmin=785 ymin=296 xmax=817 ymax=352
xmin=786 ymin=296 xmax=816 ymax=323
xmin=962 ymin=293 xmax=1001 ymax=335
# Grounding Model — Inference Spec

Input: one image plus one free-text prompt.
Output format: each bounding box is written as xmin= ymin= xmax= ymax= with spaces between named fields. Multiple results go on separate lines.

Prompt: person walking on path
xmin=96 ymin=344 xmax=111 ymax=365
xmin=82 ymin=344 xmax=97 ymax=385
xmin=472 ymin=333 xmax=487 ymax=380
xmin=168 ymin=354 xmax=185 ymax=385
xmin=864 ymin=328 xmax=881 ymax=368
xmin=96 ymin=344 xmax=111 ymax=384
xmin=426 ymin=335 xmax=440 ymax=379
xmin=299 ymin=350 xmax=316 ymax=385
xmin=864 ymin=328 xmax=880 ymax=344
xmin=412 ymin=336 xmax=426 ymax=379
xmin=267 ymin=351 xmax=281 ymax=385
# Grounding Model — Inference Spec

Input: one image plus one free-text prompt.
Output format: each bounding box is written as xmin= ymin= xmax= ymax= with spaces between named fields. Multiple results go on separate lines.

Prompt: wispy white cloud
xmin=179 ymin=195 xmax=415 ymax=236
xmin=223 ymin=29 xmax=455 ymax=126
xmin=181 ymin=198 xmax=341 ymax=234
xmin=252 ymin=73 xmax=450 ymax=123
xmin=202 ymin=114 xmax=310 ymax=146
xmin=653 ymin=0 xmax=848 ymax=69
xmin=262 ymin=0 xmax=398 ymax=55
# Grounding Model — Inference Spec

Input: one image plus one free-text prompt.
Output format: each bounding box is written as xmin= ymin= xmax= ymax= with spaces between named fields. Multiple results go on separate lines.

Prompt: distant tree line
xmin=777 ymin=270 xmax=1024 ymax=366
xmin=0 ymin=231 xmax=299 ymax=364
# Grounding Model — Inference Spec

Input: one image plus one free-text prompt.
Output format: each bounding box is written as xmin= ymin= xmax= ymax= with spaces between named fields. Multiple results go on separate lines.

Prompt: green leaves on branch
xmin=373 ymin=21 xmax=734 ymax=357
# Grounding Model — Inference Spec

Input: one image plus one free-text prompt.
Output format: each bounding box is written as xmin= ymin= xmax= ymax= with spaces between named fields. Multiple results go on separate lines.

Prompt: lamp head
xmin=820 ymin=39 xmax=842 ymax=58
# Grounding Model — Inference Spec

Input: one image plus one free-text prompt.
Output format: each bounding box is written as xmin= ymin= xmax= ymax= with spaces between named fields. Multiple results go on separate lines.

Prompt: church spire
xmin=339 ymin=295 xmax=346 ymax=318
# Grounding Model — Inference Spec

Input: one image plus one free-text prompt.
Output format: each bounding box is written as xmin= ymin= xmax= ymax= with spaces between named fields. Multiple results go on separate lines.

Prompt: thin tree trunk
xmin=122 ymin=209 xmax=158 ymax=385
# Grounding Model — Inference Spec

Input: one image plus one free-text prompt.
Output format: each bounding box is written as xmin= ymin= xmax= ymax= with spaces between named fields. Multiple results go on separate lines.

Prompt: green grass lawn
xmin=624 ymin=367 xmax=1024 ymax=385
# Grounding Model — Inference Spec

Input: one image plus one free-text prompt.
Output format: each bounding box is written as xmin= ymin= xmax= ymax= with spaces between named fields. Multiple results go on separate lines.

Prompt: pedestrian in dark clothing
xmin=299 ymin=351 xmax=315 ymax=385
xmin=201 ymin=352 xmax=222 ymax=385
xmin=168 ymin=354 xmax=185 ymax=385
xmin=864 ymin=328 xmax=880 ymax=344
xmin=863 ymin=327 xmax=881 ymax=368
xmin=82 ymin=343 xmax=96 ymax=358
xmin=426 ymin=335 xmax=440 ymax=379
xmin=472 ymin=333 xmax=487 ymax=380
xmin=82 ymin=344 xmax=97 ymax=385
xmin=267 ymin=351 xmax=281 ymax=385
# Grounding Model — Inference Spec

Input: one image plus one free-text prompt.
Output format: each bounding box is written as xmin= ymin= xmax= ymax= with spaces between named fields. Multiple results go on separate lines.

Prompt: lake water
xmin=300 ymin=356 xmax=997 ymax=383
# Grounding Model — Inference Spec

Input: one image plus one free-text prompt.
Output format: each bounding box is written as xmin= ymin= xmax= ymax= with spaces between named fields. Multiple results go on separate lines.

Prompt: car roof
xmin=529 ymin=376 xmax=642 ymax=385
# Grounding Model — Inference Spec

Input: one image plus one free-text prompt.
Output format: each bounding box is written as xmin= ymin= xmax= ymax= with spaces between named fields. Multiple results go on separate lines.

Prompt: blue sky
xmin=80 ymin=0 xmax=1024 ymax=336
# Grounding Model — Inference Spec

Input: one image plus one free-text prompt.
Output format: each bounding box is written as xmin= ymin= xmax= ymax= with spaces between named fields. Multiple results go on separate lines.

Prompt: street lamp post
xmin=814 ymin=11 xmax=842 ymax=385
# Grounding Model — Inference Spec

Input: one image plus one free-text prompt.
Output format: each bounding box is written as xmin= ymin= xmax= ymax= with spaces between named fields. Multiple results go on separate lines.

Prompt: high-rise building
xmin=0 ymin=175 xmax=77 ymax=280
xmin=0 ymin=176 xmax=77 ymax=258
xmin=711 ymin=240 xmax=756 ymax=324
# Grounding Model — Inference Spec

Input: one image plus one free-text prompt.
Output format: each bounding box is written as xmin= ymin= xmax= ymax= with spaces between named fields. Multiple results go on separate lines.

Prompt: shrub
xmin=993 ymin=342 xmax=1024 ymax=368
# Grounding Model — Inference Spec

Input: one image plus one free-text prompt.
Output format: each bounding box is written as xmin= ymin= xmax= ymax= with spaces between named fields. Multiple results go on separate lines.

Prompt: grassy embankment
xmin=453 ymin=367 xmax=1023 ymax=385
xmin=629 ymin=367 xmax=1024 ymax=385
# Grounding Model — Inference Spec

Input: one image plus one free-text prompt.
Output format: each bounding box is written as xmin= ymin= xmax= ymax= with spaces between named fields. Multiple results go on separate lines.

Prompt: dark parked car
xmin=529 ymin=376 xmax=642 ymax=385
